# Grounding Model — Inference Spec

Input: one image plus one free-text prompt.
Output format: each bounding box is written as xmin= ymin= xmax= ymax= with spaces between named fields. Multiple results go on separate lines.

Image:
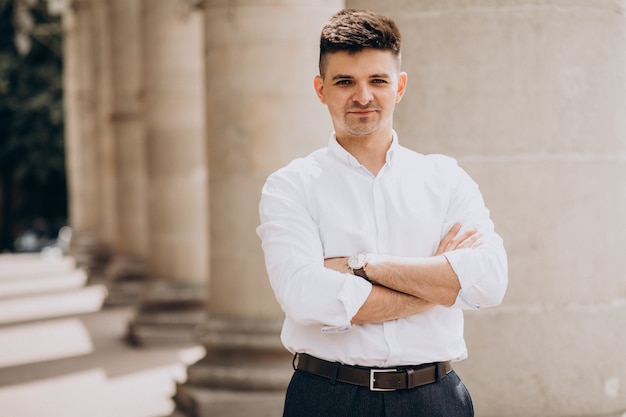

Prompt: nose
xmin=352 ymin=82 xmax=373 ymax=105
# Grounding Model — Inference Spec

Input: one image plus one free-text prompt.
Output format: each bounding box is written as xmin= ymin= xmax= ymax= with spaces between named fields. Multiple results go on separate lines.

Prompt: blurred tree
xmin=0 ymin=0 xmax=66 ymax=251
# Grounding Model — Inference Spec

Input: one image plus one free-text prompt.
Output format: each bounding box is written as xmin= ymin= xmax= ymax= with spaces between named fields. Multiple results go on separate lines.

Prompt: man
xmin=256 ymin=9 xmax=507 ymax=417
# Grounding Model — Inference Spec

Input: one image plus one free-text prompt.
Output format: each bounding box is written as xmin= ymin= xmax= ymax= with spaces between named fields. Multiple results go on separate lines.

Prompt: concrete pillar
xmin=349 ymin=1 xmax=626 ymax=416
xmin=126 ymin=0 xmax=209 ymax=344
xmin=174 ymin=1 xmax=340 ymax=414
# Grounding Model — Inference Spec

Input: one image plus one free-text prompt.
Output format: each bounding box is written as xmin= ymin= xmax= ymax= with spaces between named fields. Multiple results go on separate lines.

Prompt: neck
xmin=336 ymin=130 xmax=393 ymax=176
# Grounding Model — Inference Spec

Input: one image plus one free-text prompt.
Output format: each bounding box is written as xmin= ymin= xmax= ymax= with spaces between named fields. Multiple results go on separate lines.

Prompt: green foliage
xmin=0 ymin=0 xmax=66 ymax=250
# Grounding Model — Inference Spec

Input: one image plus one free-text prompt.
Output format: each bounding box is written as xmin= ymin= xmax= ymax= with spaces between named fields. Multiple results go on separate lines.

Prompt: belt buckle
xmin=369 ymin=368 xmax=397 ymax=391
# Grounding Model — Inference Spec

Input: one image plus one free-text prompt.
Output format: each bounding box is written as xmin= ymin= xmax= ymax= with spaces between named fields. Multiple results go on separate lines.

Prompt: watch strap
xmin=352 ymin=267 xmax=370 ymax=282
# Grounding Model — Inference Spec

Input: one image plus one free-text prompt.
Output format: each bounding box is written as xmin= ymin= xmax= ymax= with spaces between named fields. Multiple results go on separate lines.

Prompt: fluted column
xmin=126 ymin=0 xmax=209 ymax=344
xmin=349 ymin=1 xmax=626 ymax=416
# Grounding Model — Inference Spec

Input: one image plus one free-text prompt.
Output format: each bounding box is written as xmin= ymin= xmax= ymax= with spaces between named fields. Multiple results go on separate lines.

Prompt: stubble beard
xmin=343 ymin=105 xmax=382 ymax=137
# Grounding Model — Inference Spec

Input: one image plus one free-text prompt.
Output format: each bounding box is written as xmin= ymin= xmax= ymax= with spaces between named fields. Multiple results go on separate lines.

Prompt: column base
xmin=172 ymin=385 xmax=285 ymax=417
xmin=103 ymin=255 xmax=147 ymax=306
xmin=69 ymin=232 xmax=112 ymax=283
xmin=172 ymin=317 xmax=292 ymax=417
xmin=126 ymin=280 xmax=207 ymax=346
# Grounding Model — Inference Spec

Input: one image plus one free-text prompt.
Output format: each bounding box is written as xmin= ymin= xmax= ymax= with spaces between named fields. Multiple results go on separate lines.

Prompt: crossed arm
xmin=324 ymin=223 xmax=481 ymax=324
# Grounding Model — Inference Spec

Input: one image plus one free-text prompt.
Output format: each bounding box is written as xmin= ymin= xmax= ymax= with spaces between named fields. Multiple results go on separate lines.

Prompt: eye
xmin=335 ymin=79 xmax=353 ymax=86
xmin=372 ymin=79 xmax=388 ymax=84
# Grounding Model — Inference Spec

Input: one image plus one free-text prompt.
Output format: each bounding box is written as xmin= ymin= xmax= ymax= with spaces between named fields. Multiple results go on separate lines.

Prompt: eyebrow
xmin=331 ymin=73 xmax=392 ymax=81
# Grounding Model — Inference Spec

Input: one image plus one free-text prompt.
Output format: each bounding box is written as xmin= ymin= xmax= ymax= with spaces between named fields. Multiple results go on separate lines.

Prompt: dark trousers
xmin=283 ymin=369 xmax=474 ymax=417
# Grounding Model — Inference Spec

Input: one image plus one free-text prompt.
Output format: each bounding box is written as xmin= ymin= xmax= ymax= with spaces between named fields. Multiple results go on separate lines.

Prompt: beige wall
xmin=350 ymin=1 xmax=626 ymax=416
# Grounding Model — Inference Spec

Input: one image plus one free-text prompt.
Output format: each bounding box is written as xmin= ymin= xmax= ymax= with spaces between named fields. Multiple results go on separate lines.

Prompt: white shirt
xmin=257 ymin=132 xmax=508 ymax=367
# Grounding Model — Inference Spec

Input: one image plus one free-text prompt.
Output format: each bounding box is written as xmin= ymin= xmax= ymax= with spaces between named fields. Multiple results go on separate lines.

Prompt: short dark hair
xmin=319 ymin=9 xmax=402 ymax=77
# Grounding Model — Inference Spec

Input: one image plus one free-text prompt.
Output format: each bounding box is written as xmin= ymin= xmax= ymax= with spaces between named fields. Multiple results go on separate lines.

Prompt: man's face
xmin=314 ymin=49 xmax=407 ymax=139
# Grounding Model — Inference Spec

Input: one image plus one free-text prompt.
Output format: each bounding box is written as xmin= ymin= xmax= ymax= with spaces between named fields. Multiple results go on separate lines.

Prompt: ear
xmin=395 ymin=72 xmax=407 ymax=103
xmin=314 ymin=75 xmax=327 ymax=104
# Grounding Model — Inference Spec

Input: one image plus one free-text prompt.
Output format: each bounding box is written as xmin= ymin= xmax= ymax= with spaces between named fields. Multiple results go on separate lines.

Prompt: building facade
xmin=59 ymin=1 xmax=626 ymax=416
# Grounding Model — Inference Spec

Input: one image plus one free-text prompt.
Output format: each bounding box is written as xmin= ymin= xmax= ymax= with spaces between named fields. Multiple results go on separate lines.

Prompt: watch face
xmin=348 ymin=253 xmax=367 ymax=269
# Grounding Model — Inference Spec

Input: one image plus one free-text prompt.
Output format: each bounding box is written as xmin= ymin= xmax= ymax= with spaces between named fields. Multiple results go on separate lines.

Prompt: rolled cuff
xmin=332 ymin=275 xmax=372 ymax=330
xmin=444 ymin=248 xmax=481 ymax=310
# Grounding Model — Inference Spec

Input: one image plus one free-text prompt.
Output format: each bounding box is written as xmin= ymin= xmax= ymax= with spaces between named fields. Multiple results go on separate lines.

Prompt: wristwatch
xmin=348 ymin=252 xmax=370 ymax=281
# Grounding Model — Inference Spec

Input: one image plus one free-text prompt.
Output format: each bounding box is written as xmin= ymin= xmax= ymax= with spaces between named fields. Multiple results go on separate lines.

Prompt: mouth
xmin=347 ymin=109 xmax=379 ymax=116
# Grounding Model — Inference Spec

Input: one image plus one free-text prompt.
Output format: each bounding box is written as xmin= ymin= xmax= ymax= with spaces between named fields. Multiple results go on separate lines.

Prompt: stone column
xmin=101 ymin=0 xmax=149 ymax=305
xmin=62 ymin=0 xmax=113 ymax=279
xmin=108 ymin=0 xmax=148 ymax=258
xmin=63 ymin=0 xmax=146 ymax=298
xmin=141 ymin=0 xmax=207 ymax=286
xmin=62 ymin=1 xmax=89 ymax=238
xmin=126 ymin=0 xmax=209 ymax=344
xmin=349 ymin=1 xmax=626 ymax=416
xmin=62 ymin=0 xmax=98 ymax=237
xmin=90 ymin=0 xmax=117 ymax=247
xmin=173 ymin=1 xmax=340 ymax=414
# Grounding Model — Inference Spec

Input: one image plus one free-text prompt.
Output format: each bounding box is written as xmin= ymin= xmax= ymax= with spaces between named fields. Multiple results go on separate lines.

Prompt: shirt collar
xmin=328 ymin=130 xmax=399 ymax=169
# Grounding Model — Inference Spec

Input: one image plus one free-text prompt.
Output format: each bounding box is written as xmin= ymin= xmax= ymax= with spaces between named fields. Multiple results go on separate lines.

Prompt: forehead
xmin=323 ymin=49 xmax=400 ymax=78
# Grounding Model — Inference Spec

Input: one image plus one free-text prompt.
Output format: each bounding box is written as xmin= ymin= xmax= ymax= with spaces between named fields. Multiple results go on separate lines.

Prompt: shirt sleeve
xmin=256 ymin=161 xmax=372 ymax=328
xmin=436 ymin=156 xmax=508 ymax=310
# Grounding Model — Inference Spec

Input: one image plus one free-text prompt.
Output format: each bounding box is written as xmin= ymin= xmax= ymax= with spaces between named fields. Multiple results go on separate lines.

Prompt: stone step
xmin=0 ymin=317 xmax=93 ymax=368
xmin=0 ymin=268 xmax=88 ymax=300
xmin=0 ymin=359 xmax=186 ymax=417
xmin=0 ymin=285 xmax=107 ymax=325
xmin=0 ymin=253 xmax=76 ymax=280
xmin=126 ymin=321 xmax=203 ymax=346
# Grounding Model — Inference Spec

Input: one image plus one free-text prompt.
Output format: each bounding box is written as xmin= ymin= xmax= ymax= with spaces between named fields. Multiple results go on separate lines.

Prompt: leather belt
xmin=295 ymin=353 xmax=452 ymax=391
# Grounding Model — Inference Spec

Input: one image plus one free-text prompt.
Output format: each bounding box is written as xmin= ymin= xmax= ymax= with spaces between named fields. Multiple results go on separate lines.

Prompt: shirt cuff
xmin=451 ymin=288 xmax=480 ymax=310
xmin=443 ymin=249 xmax=481 ymax=310
xmin=329 ymin=275 xmax=372 ymax=331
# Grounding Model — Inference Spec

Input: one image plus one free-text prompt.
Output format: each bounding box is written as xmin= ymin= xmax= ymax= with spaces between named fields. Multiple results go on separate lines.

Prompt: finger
xmin=435 ymin=223 xmax=461 ymax=255
xmin=457 ymin=232 xmax=482 ymax=250
xmin=454 ymin=228 xmax=478 ymax=245
xmin=447 ymin=228 xmax=478 ymax=251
